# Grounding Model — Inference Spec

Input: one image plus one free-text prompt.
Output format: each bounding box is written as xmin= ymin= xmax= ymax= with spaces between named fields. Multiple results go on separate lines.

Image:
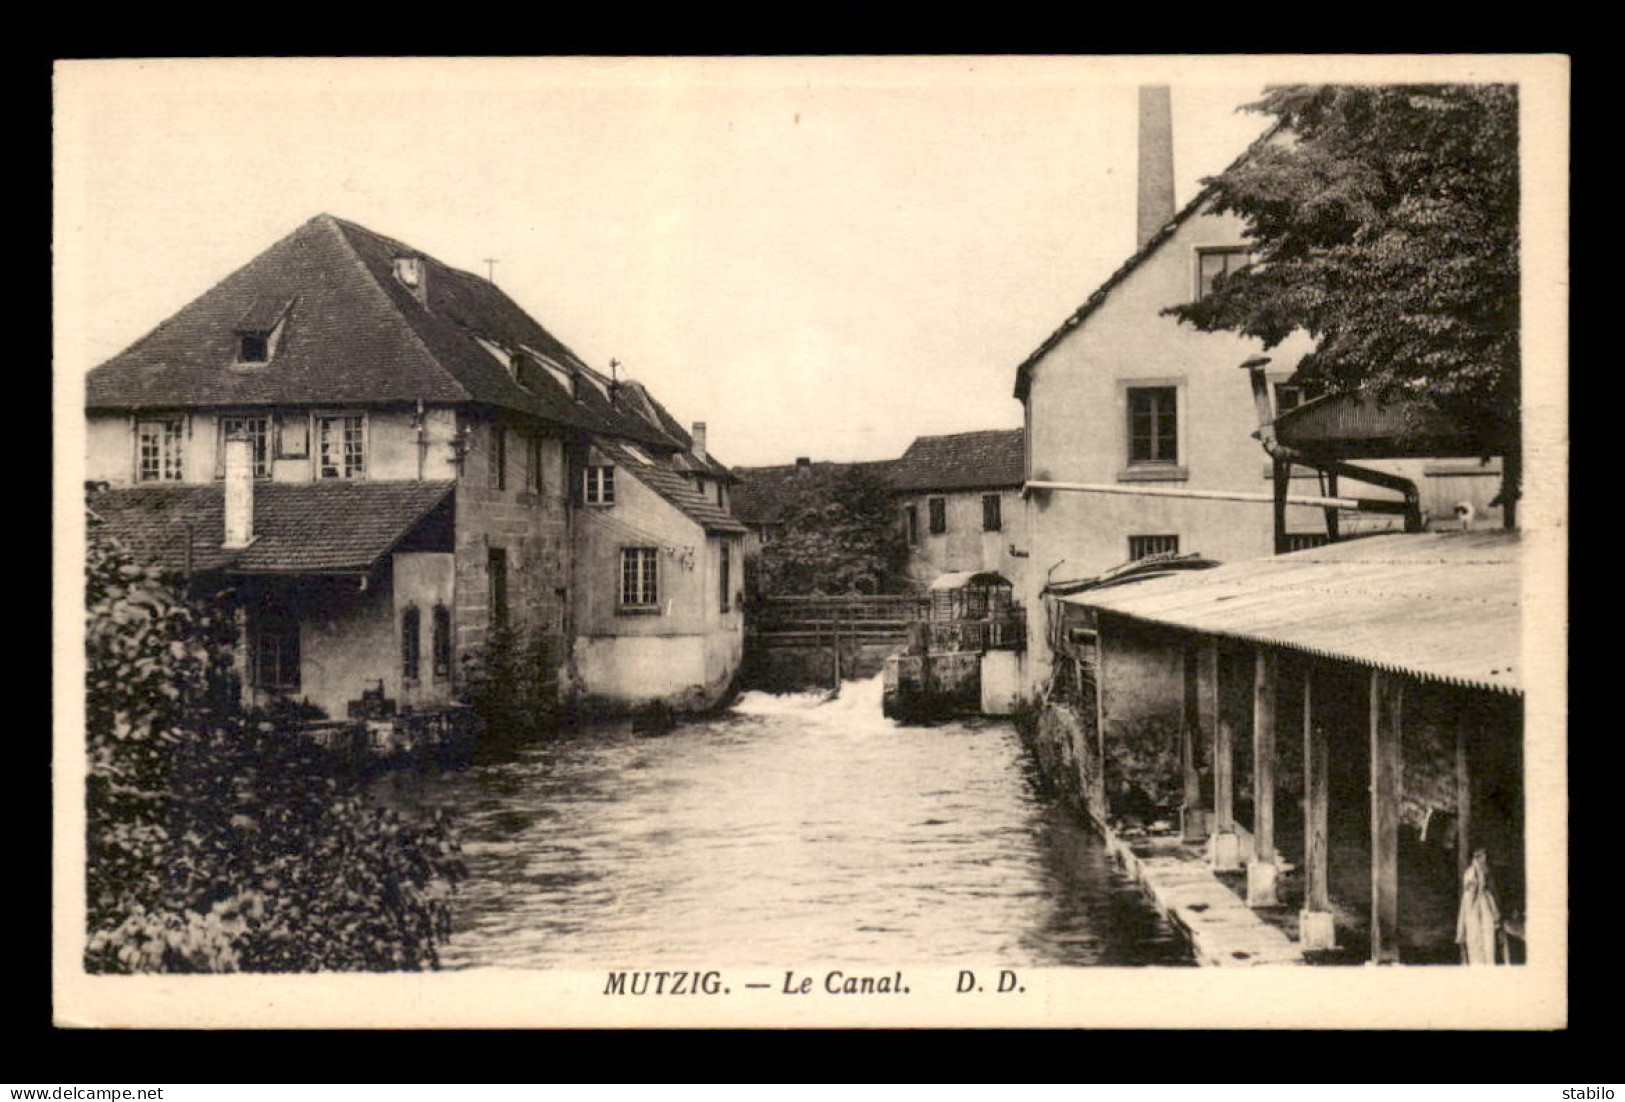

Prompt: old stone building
xmin=85 ymin=213 xmax=744 ymax=722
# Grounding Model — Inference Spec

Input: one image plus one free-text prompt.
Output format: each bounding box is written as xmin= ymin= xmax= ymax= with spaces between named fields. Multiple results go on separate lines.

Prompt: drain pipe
xmin=1020 ymin=479 xmax=1402 ymax=513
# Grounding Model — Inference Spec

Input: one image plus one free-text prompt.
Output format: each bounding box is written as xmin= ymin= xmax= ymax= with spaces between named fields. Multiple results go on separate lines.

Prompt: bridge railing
xmin=750 ymin=595 xmax=929 ymax=643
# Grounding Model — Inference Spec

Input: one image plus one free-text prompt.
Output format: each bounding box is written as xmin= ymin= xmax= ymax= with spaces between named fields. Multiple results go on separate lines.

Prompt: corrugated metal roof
xmin=1063 ymin=531 xmax=1522 ymax=694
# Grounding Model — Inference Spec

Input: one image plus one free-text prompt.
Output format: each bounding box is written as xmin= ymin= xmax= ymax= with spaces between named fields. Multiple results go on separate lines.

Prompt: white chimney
xmin=691 ymin=421 xmax=707 ymax=463
xmin=222 ymin=431 xmax=255 ymax=550
xmin=1137 ymin=85 xmax=1176 ymax=250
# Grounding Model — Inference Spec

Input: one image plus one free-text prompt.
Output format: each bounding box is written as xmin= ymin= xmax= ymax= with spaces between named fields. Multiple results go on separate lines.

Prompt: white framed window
xmin=254 ymin=607 xmax=300 ymax=692
xmin=928 ymin=497 xmax=947 ymax=535
xmin=136 ymin=417 xmax=185 ymax=482
xmin=315 ymin=413 xmax=366 ymax=479
xmin=620 ymin=546 xmax=659 ymax=608
xmin=585 ymin=465 xmax=616 ymax=505
xmin=1127 ymin=386 xmax=1179 ymax=465
xmin=216 ymin=414 xmax=271 ymax=479
xmin=276 ymin=412 xmax=309 ymax=459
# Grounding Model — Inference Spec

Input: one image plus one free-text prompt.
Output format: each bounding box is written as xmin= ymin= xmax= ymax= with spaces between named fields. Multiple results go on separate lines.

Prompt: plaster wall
xmin=393 ymin=551 xmax=457 ymax=710
xmin=572 ymin=452 xmax=745 ymax=706
xmin=900 ymin=488 xmax=1027 ymax=593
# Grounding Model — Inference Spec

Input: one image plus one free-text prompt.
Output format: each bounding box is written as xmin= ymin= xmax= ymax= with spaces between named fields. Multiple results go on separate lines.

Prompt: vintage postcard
xmin=53 ymin=54 xmax=1568 ymax=1029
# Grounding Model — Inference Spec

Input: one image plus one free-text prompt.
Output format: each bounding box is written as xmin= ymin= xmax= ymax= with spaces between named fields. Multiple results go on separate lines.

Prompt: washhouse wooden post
xmin=1299 ymin=663 xmax=1337 ymax=950
xmin=1093 ymin=628 xmax=1110 ymax=825
xmin=1455 ymin=709 xmax=1473 ymax=877
xmin=1247 ymin=648 xmax=1280 ymax=906
xmin=1370 ymin=670 xmax=1404 ymax=964
xmin=1180 ymin=641 xmax=1206 ymax=843
xmin=1208 ymin=639 xmax=1241 ymax=870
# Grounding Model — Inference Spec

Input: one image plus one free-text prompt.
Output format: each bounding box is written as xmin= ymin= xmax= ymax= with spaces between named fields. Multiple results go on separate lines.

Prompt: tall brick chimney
xmin=691 ymin=421 xmax=707 ymax=463
xmin=1137 ymin=85 xmax=1176 ymax=250
xmin=222 ymin=431 xmax=255 ymax=550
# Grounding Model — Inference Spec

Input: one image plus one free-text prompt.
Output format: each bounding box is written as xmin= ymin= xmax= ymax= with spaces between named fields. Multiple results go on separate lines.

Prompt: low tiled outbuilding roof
xmin=597 ymin=441 xmax=747 ymax=535
xmin=1063 ymin=531 xmax=1522 ymax=694
xmin=90 ymin=480 xmax=456 ymax=575
xmin=888 ymin=429 xmax=1024 ymax=493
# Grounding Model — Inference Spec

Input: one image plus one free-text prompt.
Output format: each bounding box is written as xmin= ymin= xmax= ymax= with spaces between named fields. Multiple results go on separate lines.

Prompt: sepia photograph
xmin=52 ymin=55 xmax=1568 ymax=1029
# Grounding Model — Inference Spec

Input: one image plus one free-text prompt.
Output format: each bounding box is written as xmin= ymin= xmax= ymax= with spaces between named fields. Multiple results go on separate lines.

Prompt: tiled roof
xmin=888 ymin=429 xmax=1024 ymax=492
xmin=1013 ymin=121 xmax=1286 ymax=402
xmin=597 ymin=441 xmax=747 ymax=535
xmin=90 ymin=480 xmax=456 ymax=574
xmin=1063 ymin=531 xmax=1522 ymax=694
xmin=729 ymin=459 xmax=898 ymax=524
xmin=85 ymin=214 xmax=672 ymax=448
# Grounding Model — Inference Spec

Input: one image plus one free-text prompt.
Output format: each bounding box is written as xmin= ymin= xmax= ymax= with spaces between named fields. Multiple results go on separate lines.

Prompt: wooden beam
xmin=1272 ymin=459 xmax=1290 ymax=555
xmin=1181 ymin=641 xmax=1206 ymax=842
xmin=1324 ymin=471 xmax=1341 ymax=542
xmin=1208 ymin=639 xmax=1241 ymax=869
xmin=1299 ymin=661 xmax=1336 ymax=949
xmin=1248 ymin=648 xmax=1280 ymax=906
xmin=1370 ymin=669 xmax=1404 ymax=964
xmin=1094 ymin=625 xmax=1110 ymax=825
xmin=1456 ymin=703 xmax=1472 ymax=876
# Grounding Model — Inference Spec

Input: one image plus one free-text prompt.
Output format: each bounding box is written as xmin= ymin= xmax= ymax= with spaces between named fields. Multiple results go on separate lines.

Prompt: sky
xmin=57 ymin=58 xmax=1279 ymax=467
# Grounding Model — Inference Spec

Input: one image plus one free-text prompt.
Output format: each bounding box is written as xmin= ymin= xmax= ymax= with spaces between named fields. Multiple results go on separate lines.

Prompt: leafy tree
xmin=1164 ymin=85 xmax=1520 ymax=478
xmin=753 ymin=465 xmax=908 ymax=596
xmin=84 ymin=518 xmax=465 ymax=972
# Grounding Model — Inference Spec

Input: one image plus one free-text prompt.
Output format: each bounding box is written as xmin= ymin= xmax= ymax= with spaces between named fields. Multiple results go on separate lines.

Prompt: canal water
xmin=374 ymin=675 xmax=1193 ymax=969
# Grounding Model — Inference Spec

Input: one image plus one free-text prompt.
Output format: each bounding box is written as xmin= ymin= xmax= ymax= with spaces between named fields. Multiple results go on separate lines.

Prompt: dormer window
xmin=239 ymin=333 xmax=269 ymax=363
xmin=232 ymin=297 xmax=293 ymax=366
xmin=394 ymin=255 xmax=424 ymax=288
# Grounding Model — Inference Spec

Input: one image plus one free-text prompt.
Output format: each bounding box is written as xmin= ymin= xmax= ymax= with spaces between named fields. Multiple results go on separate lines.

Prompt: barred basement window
xmin=621 ymin=546 xmax=659 ymax=608
xmin=928 ymin=497 xmax=947 ymax=535
xmin=982 ymin=494 xmax=1002 ymax=532
xmin=1285 ymin=532 xmax=1332 ymax=552
xmin=1129 ymin=534 xmax=1180 ymax=560
xmin=432 ymin=604 xmax=452 ymax=678
xmin=136 ymin=418 xmax=184 ymax=482
xmin=401 ymin=604 xmax=421 ymax=682
xmin=316 ymin=414 xmax=366 ymax=479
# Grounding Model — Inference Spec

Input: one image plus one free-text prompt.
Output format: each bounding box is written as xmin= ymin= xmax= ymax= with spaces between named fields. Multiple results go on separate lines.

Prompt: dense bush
xmin=753 ymin=466 xmax=909 ymax=596
xmin=1103 ymin=718 xmax=1183 ymax=820
xmin=84 ymin=521 xmax=465 ymax=972
xmin=461 ymin=619 xmax=561 ymax=741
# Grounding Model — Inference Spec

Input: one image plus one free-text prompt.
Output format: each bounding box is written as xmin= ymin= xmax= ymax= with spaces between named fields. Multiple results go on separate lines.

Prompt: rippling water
xmin=372 ymin=675 xmax=1192 ymax=968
